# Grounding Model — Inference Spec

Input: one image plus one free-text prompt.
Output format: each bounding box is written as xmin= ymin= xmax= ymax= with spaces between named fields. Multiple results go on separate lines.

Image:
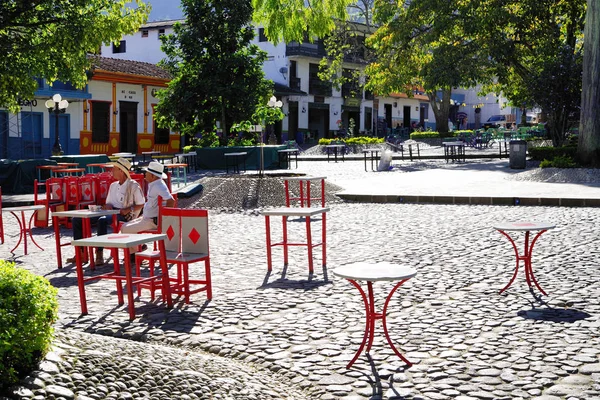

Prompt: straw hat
xmin=144 ymin=160 xmax=167 ymax=179
xmin=109 ymin=158 xmax=132 ymax=179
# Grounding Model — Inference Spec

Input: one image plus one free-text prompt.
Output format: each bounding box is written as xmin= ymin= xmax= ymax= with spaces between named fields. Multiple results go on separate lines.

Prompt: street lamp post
xmin=259 ymin=96 xmax=283 ymax=177
xmin=45 ymin=94 xmax=69 ymax=156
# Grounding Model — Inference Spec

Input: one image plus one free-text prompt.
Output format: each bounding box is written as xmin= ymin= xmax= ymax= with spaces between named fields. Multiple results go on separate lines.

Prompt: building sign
xmin=121 ymin=90 xmax=137 ymax=99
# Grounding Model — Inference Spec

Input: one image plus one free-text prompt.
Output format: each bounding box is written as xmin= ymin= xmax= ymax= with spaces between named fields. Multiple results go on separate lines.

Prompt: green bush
xmin=317 ymin=136 xmax=384 ymax=146
xmin=528 ymin=145 xmax=577 ymax=161
xmin=539 ymin=155 xmax=577 ymax=168
xmin=0 ymin=261 xmax=58 ymax=391
xmin=410 ymin=131 xmax=441 ymax=139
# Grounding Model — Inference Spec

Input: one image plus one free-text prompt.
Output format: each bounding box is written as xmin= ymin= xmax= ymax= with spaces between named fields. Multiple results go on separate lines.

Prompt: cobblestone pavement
xmin=2 ymin=158 xmax=600 ymax=400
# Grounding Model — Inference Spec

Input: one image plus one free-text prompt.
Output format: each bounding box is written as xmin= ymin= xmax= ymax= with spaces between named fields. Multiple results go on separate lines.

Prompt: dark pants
xmin=72 ymin=214 xmax=128 ymax=251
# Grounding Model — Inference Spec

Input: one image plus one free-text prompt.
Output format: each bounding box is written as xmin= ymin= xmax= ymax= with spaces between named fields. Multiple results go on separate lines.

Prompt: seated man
xmin=121 ymin=160 xmax=175 ymax=235
xmin=67 ymin=158 xmax=145 ymax=265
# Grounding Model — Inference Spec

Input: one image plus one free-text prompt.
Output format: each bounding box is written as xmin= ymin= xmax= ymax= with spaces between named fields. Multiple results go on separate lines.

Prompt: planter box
xmin=191 ymin=145 xmax=287 ymax=170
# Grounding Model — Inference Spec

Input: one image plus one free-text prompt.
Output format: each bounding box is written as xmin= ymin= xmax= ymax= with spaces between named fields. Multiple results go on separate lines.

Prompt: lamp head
xmin=52 ymin=94 xmax=62 ymax=103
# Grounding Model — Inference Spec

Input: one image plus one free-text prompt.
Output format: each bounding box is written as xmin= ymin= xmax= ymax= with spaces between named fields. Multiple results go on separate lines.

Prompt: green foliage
xmin=528 ymin=146 xmax=578 ymax=161
xmin=252 ymin=0 xmax=352 ymax=44
xmin=318 ymin=136 xmax=384 ymax=145
xmin=410 ymin=132 xmax=442 ymax=139
xmin=0 ymin=0 xmax=150 ymax=113
xmin=0 ymin=261 xmax=58 ymax=390
xmin=155 ymin=0 xmax=272 ymax=139
xmin=197 ymin=131 xmax=220 ymax=148
xmin=539 ymin=155 xmax=578 ymax=168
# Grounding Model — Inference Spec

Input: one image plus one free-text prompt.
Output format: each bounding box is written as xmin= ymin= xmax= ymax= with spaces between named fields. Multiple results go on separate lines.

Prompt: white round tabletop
xmin=333 ymin=262 xmax=417 ymax=282
xmin=493 ymin=222 xmax=556 ymax=231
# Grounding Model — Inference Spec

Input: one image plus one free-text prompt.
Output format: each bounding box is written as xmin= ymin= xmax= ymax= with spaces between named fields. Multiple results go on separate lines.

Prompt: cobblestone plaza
xmin=1 ymin=157 xmax=600 ymax=399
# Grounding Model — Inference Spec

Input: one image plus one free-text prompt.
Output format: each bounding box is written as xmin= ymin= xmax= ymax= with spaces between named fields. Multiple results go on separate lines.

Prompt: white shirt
xmin=106 ymin=179 xmax=145 ymax=217
xmin=143 ymin=178 xmax=173 ymax=219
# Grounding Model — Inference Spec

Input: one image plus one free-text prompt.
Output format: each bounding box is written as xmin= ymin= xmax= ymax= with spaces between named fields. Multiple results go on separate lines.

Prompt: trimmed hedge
xmin=528 ymin=146 xmax=577 ymax=161
xmin=0 ymin=261 xmax=58 ymax=391
xmin=317 ymin=137 xmax=385 ymax=146
xmin=409 ymin=131 xmax=462 ymax=140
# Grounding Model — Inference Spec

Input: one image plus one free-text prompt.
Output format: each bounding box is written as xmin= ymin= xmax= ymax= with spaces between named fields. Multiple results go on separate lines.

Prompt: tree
xmin=0 ymin=0 xmax=150 ymax=113
xmin=578 ymin=0 xmax=600 ymax=165
xmin=252 ymin=0 xmax=352 ymax=44
xmin=365 ymin=0 xmax=491 ymax=134
xmin=155 ymin=0 xmax=272 ymax=142
xmin=474 ymin=0 xmax=586 ymax=146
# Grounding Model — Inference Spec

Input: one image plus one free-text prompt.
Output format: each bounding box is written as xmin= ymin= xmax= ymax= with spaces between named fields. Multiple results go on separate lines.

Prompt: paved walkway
xmin=1 ymin=154 xmax=600 ymax=399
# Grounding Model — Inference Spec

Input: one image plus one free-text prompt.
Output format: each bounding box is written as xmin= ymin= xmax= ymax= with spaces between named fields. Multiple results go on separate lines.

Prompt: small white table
xmin=333 ymin=262 xmax=417 ymax=369
xmin=72 ymin=233 xmax=172 ymax=320
xmin=52 ymin=209 xmax=120 ymax=269
xmin=261 ymin=207 xmax=329 ymax=274
xmin=325 ymin=144 xmax=345 ymax=163
xmin=142 ymin=150 xmax=161 ymax=163
xmin=1 ymin=205 xmax=45 ymax=255
xmin=283 ymin=176 xmax=327 ymax=207
xmin=493 ymin=222 xmax=555 ymax=296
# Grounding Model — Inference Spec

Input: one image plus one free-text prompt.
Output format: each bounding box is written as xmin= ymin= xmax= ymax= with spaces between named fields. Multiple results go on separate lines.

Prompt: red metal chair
xmin=95 ymin=175 xmax=115 ymax=206
xmin=135 ymin=207 xmax=211 ymax=303
xmin=65 ymin=176 xmax=96 ymax=211
xmin=34 ymin=177 xmax=66 ymax=227
xmin=130 ymin=173 xmax=146 ymax=198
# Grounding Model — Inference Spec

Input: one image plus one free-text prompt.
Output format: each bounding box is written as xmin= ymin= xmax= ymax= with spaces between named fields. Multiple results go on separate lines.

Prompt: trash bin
xmin=509 ymin=140 xmax=527 ymax=169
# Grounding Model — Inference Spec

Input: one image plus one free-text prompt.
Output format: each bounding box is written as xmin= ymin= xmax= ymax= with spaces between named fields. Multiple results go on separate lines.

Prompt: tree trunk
xmin=428 ymin=89 xmax=451 ymax=134
xmin=578 ymin=0 xmax=600 ymax=166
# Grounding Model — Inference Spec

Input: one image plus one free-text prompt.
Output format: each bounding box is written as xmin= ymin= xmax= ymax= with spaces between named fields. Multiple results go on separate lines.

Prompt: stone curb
xmin=337 ymin=193 xmax=600 ymax=207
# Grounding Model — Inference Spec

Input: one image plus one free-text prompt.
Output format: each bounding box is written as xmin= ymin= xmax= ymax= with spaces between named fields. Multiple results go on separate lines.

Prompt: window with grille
xmin=112 ymin=40 xmax=126 ymax=53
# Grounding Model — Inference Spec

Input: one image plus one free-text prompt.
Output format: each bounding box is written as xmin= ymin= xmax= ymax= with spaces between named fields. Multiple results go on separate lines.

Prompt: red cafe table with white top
xmin=333 ymin=262 xmax=417 ymax=369
xmin=72 ymin=233 xmax=172 ymax=320
xmin=1 ymin=205 xmax=45 ymax=255
xmin=493 ymin=221 xmax=556 ymax=296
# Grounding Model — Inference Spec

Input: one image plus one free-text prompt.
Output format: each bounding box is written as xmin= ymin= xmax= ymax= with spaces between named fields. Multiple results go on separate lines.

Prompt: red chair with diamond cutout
xmin=135 ymin=207 xmax=211 ymax=303
xmin=34 ymin=177 xmax=66 ymax=227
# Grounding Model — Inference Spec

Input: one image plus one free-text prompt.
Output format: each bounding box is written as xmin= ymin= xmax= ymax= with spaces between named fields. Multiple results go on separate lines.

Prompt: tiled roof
xmin=89 ymin=55 xmax=171 ymax=80
xmin=141 ymin=19 xmax=185 ymax=29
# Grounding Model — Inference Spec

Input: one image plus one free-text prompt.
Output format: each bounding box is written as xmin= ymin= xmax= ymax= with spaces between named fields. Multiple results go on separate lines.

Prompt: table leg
xmin=112 ymin=248 xmax=124 ymax=305
xmin=9 ymin=211 xmax=25 ymax=254
xmin=75 ymin=248 xmax=88 ymax=315
xmin=345 ymin=279 xmax=412 ymax=369
xmin=282 ymin=216 xmax=289 ymax=267
xmin=306 ymin=216 xmax=313 ymax=274
xmin=123 ymin=248 xmax=136 ymax=320
xmin=53 ymin=215 xmax=63 ymax=268
xmin=304 ymin=180 xmax=309 ymax=207
xmin=27 ymin=211 xmax=43 ymax=253
xmin=284 ymin=181 xmax=291 ymax=207
xmin=322 ymin=213 xmax=327 ymax=268
xmin=265 ymin=215 xmax=273 ymax=272
xmin=364 ymin=152 xmax=368 ymax=172
xmin=497 ymin=229 xmax=548 ymax=295
xmin=158 ymin=240 xmax=173 ymax=308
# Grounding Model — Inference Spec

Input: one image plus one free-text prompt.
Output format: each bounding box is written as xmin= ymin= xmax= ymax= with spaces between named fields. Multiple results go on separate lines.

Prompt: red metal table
xmin=1 ymin=205 xmax=45 ymax=255
xmin=333 ymin=262 xmax=417 ymax=369
xmin=72 ymin=233 xmax=172 ymax=320
xmin=493 ymin=221 xmax=556 ymax=296
xmin=261 ymin=207 xmax=328 ymax=274
xmin=52 ymin=209 xmax=119 ymax=269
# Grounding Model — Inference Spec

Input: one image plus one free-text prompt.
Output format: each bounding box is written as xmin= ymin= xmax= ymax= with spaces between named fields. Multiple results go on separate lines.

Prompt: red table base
xmin=345 ymin=279 xmax=412 ymax=369
xmin=497 ymin=229 xmax=548 ymax=296
xmin=9 ymin=210 xmax=43 ymax=255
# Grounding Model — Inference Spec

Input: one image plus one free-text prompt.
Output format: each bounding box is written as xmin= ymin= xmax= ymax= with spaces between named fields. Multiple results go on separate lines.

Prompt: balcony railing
xmin=290 ymin=77 xmax=301 ymax=90
xmin=286 ymin=42 xmax=327 ymax=58
xmin=309 ymin=80 xmax=333 ymax=97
